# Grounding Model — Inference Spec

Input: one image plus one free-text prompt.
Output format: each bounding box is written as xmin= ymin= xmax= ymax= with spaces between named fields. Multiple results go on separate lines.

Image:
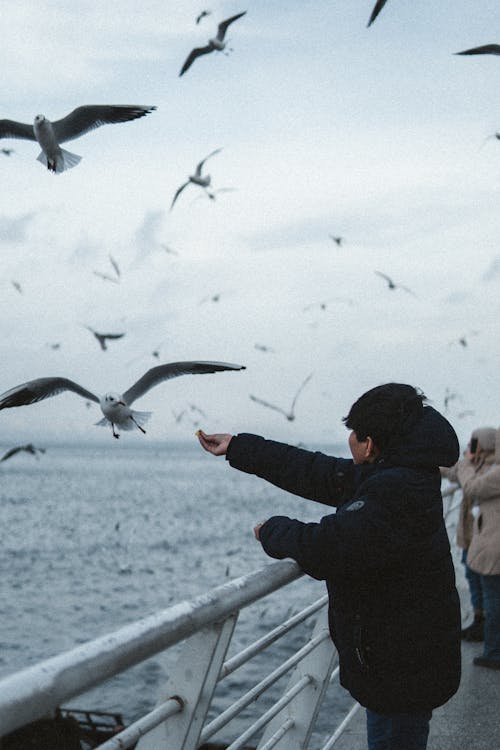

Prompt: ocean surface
xmin=1 ymin=439 xmax=353 ymax=744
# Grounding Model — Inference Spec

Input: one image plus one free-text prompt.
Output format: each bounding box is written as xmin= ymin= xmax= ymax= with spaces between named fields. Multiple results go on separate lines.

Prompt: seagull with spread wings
xmin=170 ymin=149 xmax=222 ymax=209
xmin=0 ymin=443 xmax=46 ymax=463
xmin=0 ymin=105 xmax=156 ymax=173
xmin=180 ymin=11 xmax=246 ymax=76
xmin=375 ymin=271 xmax=416 ymax=296
xmin=84 ymin=326 xmax=125 ymax=352
xmin=250 ymin=373 xmax=313 ymax=422
xmin=0 ymin=361 xmax=246 ymax=439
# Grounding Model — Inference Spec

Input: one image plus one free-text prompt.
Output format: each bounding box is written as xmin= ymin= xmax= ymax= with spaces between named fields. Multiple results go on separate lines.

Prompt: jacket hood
xmin=381 ymin=405 xmax=459 ymax=469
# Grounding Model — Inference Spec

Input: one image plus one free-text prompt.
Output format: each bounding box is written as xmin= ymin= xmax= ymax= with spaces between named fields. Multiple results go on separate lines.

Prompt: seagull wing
xmin=0 ymin=119 xmax=36 ymax=141
xmin=109 ymin=254 xmax=121 ymax=277
xmin=93 ymin=271 xmax=119 ymax=283
xmin=367 ymin=0 xmax=389 ymax=27
xmin=455 ymin=44 xmax=500 ymax=56
xmin=179 ymin=45 xmax=213 ymax=76
xmin=122 ymin=361 xmax=246 ymax=405
xmin=0 ymin=446 xmax=23 ymax=462
xmin=0 ymin=377 xmax=99 ymax=410
xmin=195 ymin=148 xmax=222 ymax=176
xmin=249 ymin=394 xmax=288 ymax=418
xmin=52 ymin=105 xmax=156 ymax=143
xmin=375 ymin=270 xmax=393 ymax=285
xmin=290 ymin=373 xmax=313 ymax=415
xmin=170 ymin=181 xmax=190 ymax=209
xmin=216 ymin=11 xmax=247 ymax=41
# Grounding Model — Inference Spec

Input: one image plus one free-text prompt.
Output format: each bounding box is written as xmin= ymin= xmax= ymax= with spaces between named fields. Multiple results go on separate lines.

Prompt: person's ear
xmin=366 ymin=436 xmax=380 ymax=461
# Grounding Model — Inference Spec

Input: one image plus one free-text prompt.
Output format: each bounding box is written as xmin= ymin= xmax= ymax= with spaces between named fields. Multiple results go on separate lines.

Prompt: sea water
xmin=0 ymin=440 xmax=353 ymax=742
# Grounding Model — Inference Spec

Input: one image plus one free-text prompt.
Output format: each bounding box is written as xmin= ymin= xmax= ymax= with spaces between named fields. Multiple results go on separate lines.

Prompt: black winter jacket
xmin=226 ymin=406 xmax=461 ymax=714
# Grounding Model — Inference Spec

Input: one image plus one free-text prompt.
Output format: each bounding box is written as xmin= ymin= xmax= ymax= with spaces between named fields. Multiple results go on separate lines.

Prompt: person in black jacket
xmin=197 ymin=383 xmax=461 ymax=750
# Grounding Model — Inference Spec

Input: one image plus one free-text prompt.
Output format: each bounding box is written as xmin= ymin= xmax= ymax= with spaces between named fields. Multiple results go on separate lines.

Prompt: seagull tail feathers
xmin=37 ymin=148 xmax=82 ymax=173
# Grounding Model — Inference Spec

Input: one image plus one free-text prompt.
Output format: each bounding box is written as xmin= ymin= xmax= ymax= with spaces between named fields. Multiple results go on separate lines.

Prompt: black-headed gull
xmin=375 ymin=271 xmax=416 ymax=296
xmin=249 ymin=373 xmax=313 ymax=422
xmin=0 ymin=105 xmax=156 ymax=173
xmin=180 ymin=11 xmax=246 ymax=76
xmin=170 ymin=149 xmax=221 ymax=209
xmin=0 ymin=361 xmax=246 ymax=439
xmin=0 ymin=443 xmax=46 ymax=463
xmin=84 ymin=326 xmax=125 ymax=351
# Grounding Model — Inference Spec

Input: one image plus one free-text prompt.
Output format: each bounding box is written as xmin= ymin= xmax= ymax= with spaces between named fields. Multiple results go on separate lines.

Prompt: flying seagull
xmin=1 ymin=147 xmax=14 ymax=156
xmin=375 ymin=271 xmax=416 ymax=296
xmin=250 ymin=373 xmax=313 ymax=422
xmin=0 ymin=443 xmax=46 ymax=463
xmin=329 ymin=235 xmax=343 ymax=246
xmin=171 ymin=149 xmax=222 ymax=209
xmin=367 ymin=0 xmax=389 ymax=27
xmin=93 ymin=254 xmax=121 ymax=284
xmin=0 ymin=361 xmax=246 ymax=439
xmin=455 ymin=44 xmax=500 ymax=56
xmin=196 ymin=9 xmax=211 ymax=24
xmin=85 ymin=326 xmax=125 ymax=351
xmin=0 ymin=105 xmax=156 ymax=173
xmin=180 ymin=11 xmax=247 ymax=76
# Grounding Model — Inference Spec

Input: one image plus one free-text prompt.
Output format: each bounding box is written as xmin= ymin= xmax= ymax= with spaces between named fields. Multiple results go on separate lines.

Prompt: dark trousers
xmin=366 ymin=709 xmax=432 ymax=750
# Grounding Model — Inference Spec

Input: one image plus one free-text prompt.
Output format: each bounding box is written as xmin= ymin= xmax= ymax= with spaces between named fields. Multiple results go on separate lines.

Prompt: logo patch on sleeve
xmin=346 ymin=500 xmax=365 ymax=511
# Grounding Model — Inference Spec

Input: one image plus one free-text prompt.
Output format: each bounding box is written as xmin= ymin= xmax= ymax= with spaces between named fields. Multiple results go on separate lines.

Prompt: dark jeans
xmin=481 ymin=573 xmax=500 ymax=661
xmin=461 ymin=549 xmax=483 ymax=611
xmin=366 ymin=709 xmax=432 ymax=750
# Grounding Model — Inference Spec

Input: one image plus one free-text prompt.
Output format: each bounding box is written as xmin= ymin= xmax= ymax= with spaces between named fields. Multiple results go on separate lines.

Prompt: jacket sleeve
xmin=258 ymin=490 xmax=416 ymax=581
xmin=456 ymin=462 xmax=500 ymax=503
xmin=226 ymin=433 xmax=355 ymax=507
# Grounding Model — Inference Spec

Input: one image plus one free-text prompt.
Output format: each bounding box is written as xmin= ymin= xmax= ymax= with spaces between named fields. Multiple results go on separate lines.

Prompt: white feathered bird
xmin=0 ymin=104 xmax=156 ymax=173
xmin=0 ymin=361 xmax=245 ymax=439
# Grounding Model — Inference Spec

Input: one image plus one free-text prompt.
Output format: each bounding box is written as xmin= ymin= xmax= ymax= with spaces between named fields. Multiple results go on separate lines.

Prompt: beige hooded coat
xmin=441 ymin=426 xmax=496 ymax=549
xmin=456 ymin=427 xmax=500 ymax=576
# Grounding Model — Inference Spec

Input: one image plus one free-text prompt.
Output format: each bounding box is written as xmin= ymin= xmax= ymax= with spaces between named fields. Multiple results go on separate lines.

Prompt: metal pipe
xmin=258 ymin=717 xmax=295 ymax=750
xmin=320 ymin=701 xmax=362 ymax=750
xmin=200 ymin=631 xmax=329 ymax=742
xmin=96 ymin=696 xmax=183 ymax=750
xmin=224 ymin=676 xmax=311 ymax=750
xmin=220 ymin=596 xmax=328 ymax=679
xmin=0 ymin=560 xmax=302 ymax=737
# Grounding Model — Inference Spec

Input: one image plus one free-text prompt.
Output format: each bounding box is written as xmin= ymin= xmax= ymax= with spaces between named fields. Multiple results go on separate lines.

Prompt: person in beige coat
xmin=441 ymin=426 xmax=497 ymax=641
xmin=456 ymin=427 xmax=500 ymax=670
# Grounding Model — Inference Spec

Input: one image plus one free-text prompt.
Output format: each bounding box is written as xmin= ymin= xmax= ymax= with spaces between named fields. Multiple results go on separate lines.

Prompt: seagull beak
xmin=118 ymin=400 xmax=126 ymax=406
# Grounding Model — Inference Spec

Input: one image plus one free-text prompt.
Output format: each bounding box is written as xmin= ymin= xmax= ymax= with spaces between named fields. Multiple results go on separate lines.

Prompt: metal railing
xmin=0 ymin=483 xmax=463 ymax=750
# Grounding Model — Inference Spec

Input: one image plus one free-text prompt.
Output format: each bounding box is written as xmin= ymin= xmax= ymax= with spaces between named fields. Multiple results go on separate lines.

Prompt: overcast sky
xmin=0 ymin=0 xmax=499 ymax=448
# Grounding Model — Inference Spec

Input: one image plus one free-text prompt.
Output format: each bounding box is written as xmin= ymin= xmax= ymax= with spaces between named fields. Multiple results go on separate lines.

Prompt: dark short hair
xmin=343 ymin=383 xmax=426 ymax=452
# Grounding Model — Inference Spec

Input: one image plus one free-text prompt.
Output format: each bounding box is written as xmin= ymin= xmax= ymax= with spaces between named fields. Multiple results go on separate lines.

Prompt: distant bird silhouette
xmin=1 ymin=147 xmax=14 ymax=156
xmin=303 ymin=297 xmax=354 ymax=311
xmin=179 ymin=11 xmax=246 ymax=76
xmin=254 ymin=343 xmax=275 ymax=353
xmin=367 ymin=0 xmax=389 ymax=27
xmin=196 ymin=9 xmax=211 ymax=24
xmin=0 ymin=443 xmax=46 ymax=463
xmin=85 ymin=326 xmax=125 ymax=351
xmin=0 ymin=361 xmax=246 ymax=439
xmin=375 ymin=271 xmax=416 ymax=296
xmin=160 ymin=243 xmax=179 ymax=255
xmin=479 ymin=132 xmax=500 ymax=151
xmin=46 ymin=343 xmax=61 ymax=350
xmin=0 ymin=105 xmax=156 ymax=173
xmin=250 ymin=373 xmax=313 ymax=422
xmin=93 ymin=254 xmax=121 ymax=283
xmin=329 ymin=235 xmax=344 ymax=246
xmin=455 ymin=44 xmax=500 ymax=56
xmin=171 ymin=149 xmax=222 ymax=209
xmin=11 ymin=280 xmax=23 ymax=294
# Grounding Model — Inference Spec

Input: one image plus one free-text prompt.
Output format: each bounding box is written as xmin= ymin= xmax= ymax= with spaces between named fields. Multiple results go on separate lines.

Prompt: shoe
xmin=461 ymin=617 xmax=484 ymax=642
xmin=473 ymin=656 xmax=500 ymax=670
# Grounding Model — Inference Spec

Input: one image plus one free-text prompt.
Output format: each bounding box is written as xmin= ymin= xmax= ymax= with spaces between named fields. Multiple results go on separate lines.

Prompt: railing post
xmin=136 ymin=613 xmax=237 ymax=750
xmin=256 ymin=605 xmax=337 ymax=750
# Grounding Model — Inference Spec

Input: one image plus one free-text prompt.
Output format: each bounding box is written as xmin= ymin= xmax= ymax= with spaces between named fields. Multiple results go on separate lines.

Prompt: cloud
xmin=0 ymin=212 xmax=36 ymax=244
